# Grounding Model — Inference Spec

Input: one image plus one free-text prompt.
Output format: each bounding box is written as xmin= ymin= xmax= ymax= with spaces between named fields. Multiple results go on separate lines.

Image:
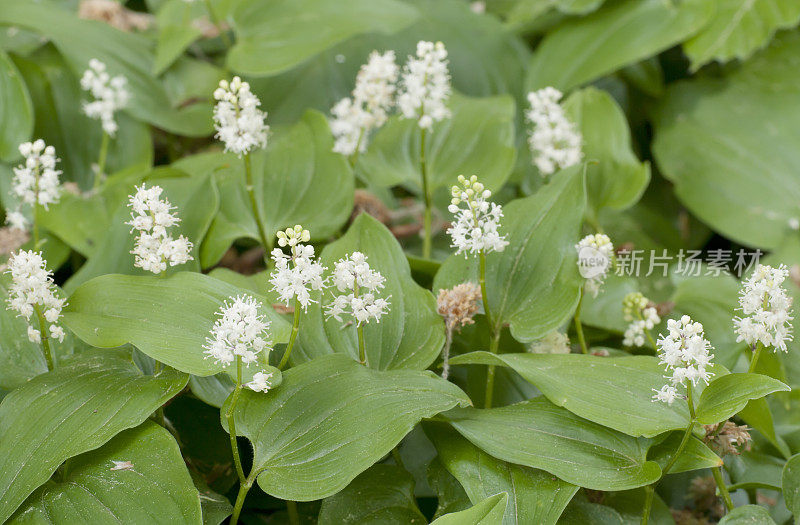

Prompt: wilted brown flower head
xmin=437 ymin=283 xmax=481 ymax=330
xmin=703 ymin=421 xmax=751 ymax=457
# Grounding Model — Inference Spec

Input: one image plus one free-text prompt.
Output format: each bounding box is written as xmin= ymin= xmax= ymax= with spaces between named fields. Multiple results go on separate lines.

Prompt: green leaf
xmin=440 ymin=398 xmax=662 ymax=491
xmin=0 ymin=350 xmax=188 ymax=523
xmin=434 ymin=165 xmax=585 ymax=341
xmin=0 ymin=0 xmax=214 ymax=136
xmin=9 ymin=422 xmax=202 ymax=524
xmin=526 ymin=0 xmax=713 ymax=91
xmin=357 ymin=93 xmax=516 ymax=195
xmin=63 ymin=272 xmax=290 ymax=377
xmin=225 ymin=354 xmax=470 ymax=501
xmin=294 ymin=213 xmax=445 ymax=370
xmin=0 ymin=51 xmax=32 ymax=161
xmin=227 ymin=0 xmax=418 ymax=76
xmin=427 ymin=458 xmax=471 ymax=519
xmin=653 ymin=32 xmax=800 ymax=250
xmin=562 ymin=87 xmax=649 ymax=213
xmin=189 ymin=374 xmax=235 ymax=409
xmin=695 ymin=373 xmax=790 ymax=425
xmin=426 ymin=422 xmax=577 ymax=525
xmin=153 ymin=0 xmax=205 ymax=75
xmin=647 ymin=433 xmax=722 ymax=474
xmin=64 ymin=169 xmax=219 ymax=291
xmin=448 ymin=352 xmax=689 ymax=438
xmin=182 ymin=110 xmax=354 ymax=267
xmin=430 ymin=493 xmax=508 ymax=525
xmin=192 ymin=473 xmax=232 ymax=525
xmin=783 ymin=453 xmax=800 ymax=519
xmin=718 ymin=504 xmax=777 ymax=525
xmin=684 ymin=0 xmax=800 ymax=70
xmin=317 ymin=464 xmax=426 ymax=524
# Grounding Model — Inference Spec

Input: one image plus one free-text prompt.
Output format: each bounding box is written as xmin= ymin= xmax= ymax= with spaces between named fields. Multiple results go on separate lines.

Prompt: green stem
xmin=712 ymin=466 xmax=735 ymax=511
xmin=635 ymin=310 xmax=658 ymax=350
xmin=349 ymin=129 xmax=365 ymax=169
xmin=278 ymin=298 xmax=301 ymax=370
xmin=32 ymin=203 xmax=40 ymax=249
xmin=230 ymin=472 xmax=255 ymax=525
xmin=357 ymin=323 xmax=366 ymax=365
xmin=226 ymin=357 xmax=246 ymax=483
xmin=203 ymin=0 xmax=232 ymax=47
xmin=484 ymin=331 xmax=501 ymax=409
xmin=33 ymin=305 xmax=54 ymax=370
xmin=478 ymin=250 xmax=492 ymax=330
xmin=94 ymin=131 xmax=110 ymax=190
xmin=748 ymin=343 xmax=763 ymax=373
xmin=574 ymin=287 xmax=588 ymax=354
xmin=243 ymin=154 xmax=271 ymax=258
xmin=287 ymin=500 xmax=300 ymax=525
xmin=419 ymin=127 xmax=432 ymax=259
xmin=640 ymin=485 xmax=654 ymax=525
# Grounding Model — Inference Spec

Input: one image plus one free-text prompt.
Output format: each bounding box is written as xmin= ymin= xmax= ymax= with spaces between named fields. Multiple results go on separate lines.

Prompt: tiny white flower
xmin=652 ymin=315 xmax=715 ymax=405
xmin=80 ymin=58 xmax=130 ymax=137
xmin=733 ymin=264 xmax=793 ymax=352
xmin=246 ymin=371 xmax=274 ymax=393
xmin=397 ymin=41 xmax=451 ymax=130
xmin=213 ymin=76 xmax=269 ymax=156
xmin=269 ymin=225 xmax=326 ymax=311
xmin=525 ymin=87 xmax=582 ymax=176
xmin=5 ymin=250 xmax=67 ymax=343
xmin=9 ymin=140 xmax=62 ymax=223
xmin=5 ymin=210 xmax=28 ymax=230
xmin=575 ymin=233 xmax=614 ymax=296
xmin=325 ymin=252 xmax=390 ymax=325
xmin=203 ymin=295 xmax=272 ymax=367
xmin=622 ymin=292 xmax=661 ymax=348
xmin=126 ymin=184 xmax=193 ymax=274
xmin=447 ymin=175 xmax=508 ymax=256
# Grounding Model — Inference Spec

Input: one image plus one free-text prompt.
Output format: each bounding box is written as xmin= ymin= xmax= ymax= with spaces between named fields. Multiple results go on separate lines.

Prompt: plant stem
xmin=287 ymin=500 xmax=300 ymax=525
xmin=94 ymin=131 xmax=110 ymax=190
xmin=640 ymin=485 xmax=654 ymax=525
xmin=33 ymin=305 xmax=54 ymax=370
xmin=484 ymin=331 xmax=501 ymax=408
xmin=243 ymin=154 xmax=271 ymax=258
xmin=32 ymin=203 xmax=40 ymax=249
xmin=203 ymin=0 xmax=231 ymax=47
xmin=574 ymin=287 xmax=588 ymax=354
xmin=441 ymin=326 xmax=453 ymax=380
xmin=226 ymin=357 xmax=245 ymax=483
xmin=748 ymin=343 xmax=763 ymax=373
xmin=230 ymin=471 xmax=256 ymax=525
xmin=278 ymin=298 xmax=301 ymax=370
xmin=478 ymin=250 xmax=492 ymax=330
xmin=419 ymin=127 xmax=432 ymax=259
xmin=712 ymin=466 xmax=735 ymax=511
xmin=357 ymin=323 xmax=366 ymax=365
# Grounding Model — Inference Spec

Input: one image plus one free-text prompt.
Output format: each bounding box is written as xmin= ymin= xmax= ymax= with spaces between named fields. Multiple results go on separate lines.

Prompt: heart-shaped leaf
xmin=695 ymin=373 xmax=790 ymax=425
xmin=433 ymin=164 xmax=585 ymax=341
xmin=425 ymin=422 xmax=578 ymax=525
xmin=718 ymin=504 xmax=777 ymax=524
xmin=440 ymin=398 xmax=662 ymax=491
xmin=0 ymin=50 xmax=33 ymax=161
xmin=294 ymin=213 xmax=445 ymax=370
xmin=430 ymin=493 xmax=508 ymax=525
xmin=9 ymin=422 xmax=201 ymax=524
xmin=0 ymin=350 xmax=188 ymax=523
xmin=63 ymin=272 xmax=290 ymax=377
xmin=225 ymin=354 xmax=470 ymax=501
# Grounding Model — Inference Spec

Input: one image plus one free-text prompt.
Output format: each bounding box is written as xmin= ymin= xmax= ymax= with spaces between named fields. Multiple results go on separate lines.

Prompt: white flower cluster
xmin=203 ymin=295 xmax=271 ymax=366
xmin=330 ymin=51 xmax=399 ymax=155
xmin=525 ymin=87 xmax=582 ymax=176
xmin=245 ymin=370 xmax=274 ymax=393
xmin=80 ymin=58 xmax=130 ymax=136
xmin=734 ymin=264 xmax=793 ymax=352
xmin=325 ymin=252 xmax=390 ymax=325
xmin=212 ymin=76 xmax=269 ymax=156
xmin=447 ymin=175 xmax=508 ymax=256
xmin=269 ymin=225 xmax=326 ymax=311
xmin=622 ymin=292 xmax=660 ymax=347
xmin=126 ymin=184 xmax=193 ymax=274
xmin=575 ymin=233 xmax=614 ymax=296
xmin=5 ymin=250 xmax=66 ymax=343
xmin=652 ymin=315 xmax=714 ymax=405
xmin=398 ymin=41 xmax=451 ymax=130
xmin=7 ymin=140 xmax=62 ymax=230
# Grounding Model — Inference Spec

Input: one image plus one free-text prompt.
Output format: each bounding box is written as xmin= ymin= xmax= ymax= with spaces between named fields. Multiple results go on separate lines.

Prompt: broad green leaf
xmin=427 ymin=459 xmax=471 ymax=519
xmin=0 ymin=0 xmax=214 ymax=136
xmin=317 ymin=465 xmax=426 ymax=524
xmin=448 ymin=352 xmax=689 ymax=438
xmin=430 ymin=493 xmax=508 ymax=525
xmin=183 ymin=111 xmax=353 ymax=267
xmin=0 ymin=350 xmax=188 ymax=523
xmin=526 ymin=0 xmax=712 ymax=91
xmin=562 ymin=87 xmax=649 ymax=213
xmin=295 ymin=213 xmax=445 ymax=370
xmin=434 ymin=165 xmax=585 ymax=341
xmin=153 ymin=0 xmax=205 ymax=75
xmin=426 ymin=422 xmax=577 ymax=525
xmin=440 ymin=398 xmax=662 ymax=491
xmin=225 ymin=354 xmax=470 ymax=501
xmin=782 ymin=453 xmax=800 ymax=517
xmin=558 ymin=499 xmax=624 ymax=525
xmin=695 ymin=373 xmax=790 ymax=425
xmin=602 ymin=489 xmax=674 ymax=525
xmin=647 ymin=433 xmax=722 ymax=474
xmin=193 ymin=474 xmax=232 ymax=525
xmin=64 ymin=170 xmax=219 ymax=291
xmin=738 ymin=398 xmax=791 ymax=460
xmin=357 ymin=93 xmax=516 ymax=195
xmin=728 ymin=451 xmax=784 ymax=492
xmin=9 ymin=422 xmax=201 ymax=524
xmin=718 ymin=504 xmax=777 ymax=525
xmin=63 ymin=272 xmax=290 ymax=377
xmin=189 ymin=374 xmax=235 ymax=409
xmin=0 ymin=51 xmax=32 ymax=161
xmin=227 ymin=0 xmax=418 ymax=76
xmin=684 ymin=0 xmax=800 ymax=70
xmin=653 ymin=32 xmax=800 ymax=250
